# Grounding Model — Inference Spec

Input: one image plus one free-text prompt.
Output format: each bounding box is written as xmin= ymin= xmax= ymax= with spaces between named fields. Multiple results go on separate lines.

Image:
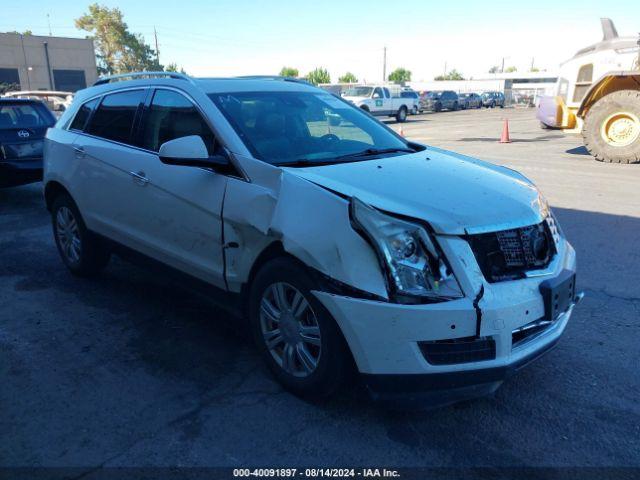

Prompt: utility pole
xmin=530 ymin=57 xmax=535 ymax=71
xmin=47 ymin=14 xmax=52 ymax=36
xmin=382 ymin=46 xmax=387 ymax=82
xmin=501 ymin=57 xmax=505 ymax=73
xmin=444 ymin=61 xmax=447 ymax=76
xmin=154 ymin=26 xmax=160 ymax=65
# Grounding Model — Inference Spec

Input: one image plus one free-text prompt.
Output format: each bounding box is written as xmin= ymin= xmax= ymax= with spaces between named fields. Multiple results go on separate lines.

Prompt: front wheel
xmin=396 ymin=106 xmax=408 ymax=123
xmin=51 ymin=194 xmax=111 ymax=276
xmin=583 ymin=90 xmax=640 ymax=164
xmin=249 ymin=258 xmax=352 ymax=399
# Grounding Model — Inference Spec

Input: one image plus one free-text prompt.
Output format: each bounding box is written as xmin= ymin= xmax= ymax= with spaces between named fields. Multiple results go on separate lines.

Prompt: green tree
xmin=530 ymin=67 xmax=540 ymax=73
xmin=75 ymin=3 xmax=161 ymax=75
xmin=279 ymin=66 xmax=299 ymax=78
xmin=434 ymin=69 xmax=465 ymax=81
xmin=505 ymin=66 xmax=517 ymax=73
xmin=306 ymin=67 xmax=331 ymax=85
xmin=165 ymin=63 xmax=187 ymax=74
xmin=387 ymin=68 xmax=411 ymax=84
xmin=8 ymin=30 xmax=32 ymax=36
xmin=338 ymin=72 xmax=358 ymax=83
xmin=488 ymin=65 xmax=500 ymax=73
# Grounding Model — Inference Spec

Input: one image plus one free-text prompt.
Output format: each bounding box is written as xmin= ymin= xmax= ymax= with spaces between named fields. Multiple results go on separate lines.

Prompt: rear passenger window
xmin=140 ymin=89 xmax=217 ymax=154
xmin=86 ymin=90 xmax=145 ymax=144
xmin=69 ymin=98 xmax=98 ymax=131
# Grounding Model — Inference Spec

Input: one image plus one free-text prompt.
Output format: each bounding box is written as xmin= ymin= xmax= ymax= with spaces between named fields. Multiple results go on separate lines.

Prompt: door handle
xmin=72 ymin=145 xmax=85 ymax=158
xmin=129 ymin=170 xmax=149 ymax=186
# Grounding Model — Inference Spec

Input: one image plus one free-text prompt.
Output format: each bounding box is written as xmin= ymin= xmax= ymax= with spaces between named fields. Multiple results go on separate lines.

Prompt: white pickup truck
xmin=342 ymin=85 xmax=414 ymax=122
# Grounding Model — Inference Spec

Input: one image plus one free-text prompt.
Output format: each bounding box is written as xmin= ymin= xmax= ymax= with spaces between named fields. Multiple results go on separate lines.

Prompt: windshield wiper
xmin=335 ymin=147 xmax=415 ymax=160
xmin=276 ymin=158 xmax=344 ymax=168
xmin=276 ymin=147 xmax=416 ymax=168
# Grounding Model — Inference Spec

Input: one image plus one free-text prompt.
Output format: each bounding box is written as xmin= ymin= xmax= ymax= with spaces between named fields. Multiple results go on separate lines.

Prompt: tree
xmin=8 ymin=30 xmax=32 ymax=36
xmin=306 ymin=67 xmax=330 ymax=85
xmin=338 ymin=72 xmax=358 ymax=83
xmin=530 ymin=67 xmax=540 ymax=73
xmin=387 ymin=68 xmax=411 ymax=84
xmin=165 ymin=63 xmax=187 ymax=74
xmin=279 ymin=66 xmax=299 ymax=78
xmin=75 ymin=3 xmax=161 ymax=75
xmin=505 ymin=66 xmax=517 ymax=73
xmin=434 ymin=69 xmax=465 ymax=81
xmin=488 ymin=66 xmax=500 ymax=74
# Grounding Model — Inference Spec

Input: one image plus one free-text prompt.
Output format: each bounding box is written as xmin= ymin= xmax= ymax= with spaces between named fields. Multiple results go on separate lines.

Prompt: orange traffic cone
xmin=499 ymin=119 xmax=511 ymax=143
xmin=399 ymin=126 xmax=405 ymax=137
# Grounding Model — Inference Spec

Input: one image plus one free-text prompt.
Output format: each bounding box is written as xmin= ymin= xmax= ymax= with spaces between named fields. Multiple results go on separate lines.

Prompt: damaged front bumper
xmin=312 ymin=234 xmax=580 ymax=407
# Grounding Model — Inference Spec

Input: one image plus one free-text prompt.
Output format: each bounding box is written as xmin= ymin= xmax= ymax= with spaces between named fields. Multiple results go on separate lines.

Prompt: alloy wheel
xmin=56 ymin=206 xmax=81 ymax=263
xmin=259 ymin=282 xmax=322 ymax=377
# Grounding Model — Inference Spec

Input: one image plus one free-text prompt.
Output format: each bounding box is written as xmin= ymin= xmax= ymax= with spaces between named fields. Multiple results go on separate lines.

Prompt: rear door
xmin=73 ymin=88 xmax=149 ymax=240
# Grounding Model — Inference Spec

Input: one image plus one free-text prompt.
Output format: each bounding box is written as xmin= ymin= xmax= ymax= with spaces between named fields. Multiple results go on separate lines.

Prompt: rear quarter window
xmin=69 ymin=98 xmax=99 ymax=132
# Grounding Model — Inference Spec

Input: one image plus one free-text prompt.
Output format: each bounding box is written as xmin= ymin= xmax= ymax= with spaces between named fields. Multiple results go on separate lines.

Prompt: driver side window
xmin=140 ymin=89 xmax=219 ymax=155
xmin=372 ymin=88 xmax=383 ymax=99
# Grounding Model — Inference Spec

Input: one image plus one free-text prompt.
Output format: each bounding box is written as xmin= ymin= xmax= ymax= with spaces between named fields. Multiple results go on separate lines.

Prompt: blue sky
xmin=2 ymin=0 xmax=639 ymax=81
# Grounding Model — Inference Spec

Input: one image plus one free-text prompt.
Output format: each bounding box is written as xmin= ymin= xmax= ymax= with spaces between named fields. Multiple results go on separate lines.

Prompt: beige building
xmin=0 ymin=33 xmax=98 ymax=92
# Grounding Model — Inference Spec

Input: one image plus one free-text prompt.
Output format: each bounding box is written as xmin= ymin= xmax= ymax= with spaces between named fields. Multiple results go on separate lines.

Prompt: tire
xmin=453 ymin=102 xmax=459 ymax=111
xmin=396 ymin=106 xmax=408 ymax=123
xmin=582 ymin=90 xmax=640 ymax=164
xmin=360 ymin=105 xmax=370 ymax=113
xmin=51 ymin=193 xmax=111 ymax=277
xmin=540 ymin=121 xmax=552 ymax=130
xmin=249 ymin=257 xmax=352 ymax=399
xmin=435 ymin=102 xmax=442 ymax=113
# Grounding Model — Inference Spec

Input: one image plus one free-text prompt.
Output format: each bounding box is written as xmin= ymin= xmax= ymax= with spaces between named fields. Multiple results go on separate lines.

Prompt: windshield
xmin=209 ymin=91 xmax=411 ymax=166
xmin=343 ymin=86 xmax=373 ymax=97
xmin=427 ymin=92 xmax=441 ymax=99
xmin=0 ymin=102 xmax=54 ymax=129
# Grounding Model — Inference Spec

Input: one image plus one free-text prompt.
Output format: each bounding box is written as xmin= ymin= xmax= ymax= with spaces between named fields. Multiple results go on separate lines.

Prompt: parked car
xmin=421 ymin=90 xmax=459 ymax=112
xmin=0 ymin=98 xmax=56 ymax=188
xmin=457 ymin=93 xmax=483 ymax=109
xmin=400 ymin=89 xmax=420 ymax=114
xmin=2 ymin=90 xmax=73 ymax=118
xmin=342 ymin=85 xmax=414 ymax=122
xmin=44 ymin=72 xmax=580 ymax=406
xmin=481 ymin=91 xmax=505 ymax=108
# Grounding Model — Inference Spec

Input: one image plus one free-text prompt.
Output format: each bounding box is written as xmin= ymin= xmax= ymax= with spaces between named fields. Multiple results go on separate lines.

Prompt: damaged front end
xmin=221 ymin=149 xmax=581 ymax=406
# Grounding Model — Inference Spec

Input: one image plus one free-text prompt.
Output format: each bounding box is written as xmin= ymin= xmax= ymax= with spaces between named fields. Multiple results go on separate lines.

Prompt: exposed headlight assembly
xmin=350 ymin=197 xmax=463 ymax=304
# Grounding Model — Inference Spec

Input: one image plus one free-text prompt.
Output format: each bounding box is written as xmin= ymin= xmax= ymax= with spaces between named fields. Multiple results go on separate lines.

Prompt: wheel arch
xmin=578 ymin=72 xmax=640 ymax=118
xmin=44 ymin=180 xmax=73 ymax=212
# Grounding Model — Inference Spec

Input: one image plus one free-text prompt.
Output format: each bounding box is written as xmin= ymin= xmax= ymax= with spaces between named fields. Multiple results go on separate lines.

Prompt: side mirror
xmin=158 ymin=135 xmax=229 ymax=170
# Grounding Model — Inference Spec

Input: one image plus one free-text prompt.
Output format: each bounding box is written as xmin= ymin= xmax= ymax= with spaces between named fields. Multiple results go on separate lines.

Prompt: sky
xmin=2 ymin=0 xmax=639 ymax=82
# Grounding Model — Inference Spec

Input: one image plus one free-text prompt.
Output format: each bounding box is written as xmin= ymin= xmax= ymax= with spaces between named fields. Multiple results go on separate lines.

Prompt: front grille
xmin=419 ymin=337 xmax=496 ymax=365
xmin=466 ymin=220 xmax=557 ymax=282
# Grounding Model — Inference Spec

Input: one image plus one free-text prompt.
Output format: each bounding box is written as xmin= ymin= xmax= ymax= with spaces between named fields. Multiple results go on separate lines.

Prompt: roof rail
xmin=93 ymin=71 xmax=194 ymax=86
xmin=236 ymin=75 xmax=312 ymax=85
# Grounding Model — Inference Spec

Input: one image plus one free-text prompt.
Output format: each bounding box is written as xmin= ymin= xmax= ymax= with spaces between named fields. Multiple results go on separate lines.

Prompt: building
xmin=0 ymin=33 xmax=98 ymax=92
xmin=409 ymin=71 xmax=558 ymax=106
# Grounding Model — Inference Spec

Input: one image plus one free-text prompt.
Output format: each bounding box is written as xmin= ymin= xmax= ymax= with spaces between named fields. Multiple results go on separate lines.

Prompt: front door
xmin=128 ymin=88 xmax=229 ymax=288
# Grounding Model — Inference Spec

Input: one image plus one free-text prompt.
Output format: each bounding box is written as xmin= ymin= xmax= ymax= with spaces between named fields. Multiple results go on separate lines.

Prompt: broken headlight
xmin=350 ymin=197 xmax=463 ymax=303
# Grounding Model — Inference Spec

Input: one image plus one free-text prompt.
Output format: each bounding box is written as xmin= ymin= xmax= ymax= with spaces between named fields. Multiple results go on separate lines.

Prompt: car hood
xmin=284 ymin=147 xmax=547 ymax=235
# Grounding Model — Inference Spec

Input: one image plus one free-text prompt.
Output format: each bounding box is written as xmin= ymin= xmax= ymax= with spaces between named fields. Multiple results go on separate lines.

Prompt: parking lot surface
xmin=1 ymin=108 xmax=639 ymax=472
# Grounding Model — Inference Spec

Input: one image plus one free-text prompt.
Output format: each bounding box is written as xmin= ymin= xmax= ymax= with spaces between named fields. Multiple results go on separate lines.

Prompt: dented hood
xmin=284 ymin=147 xmax=547 ymax=235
